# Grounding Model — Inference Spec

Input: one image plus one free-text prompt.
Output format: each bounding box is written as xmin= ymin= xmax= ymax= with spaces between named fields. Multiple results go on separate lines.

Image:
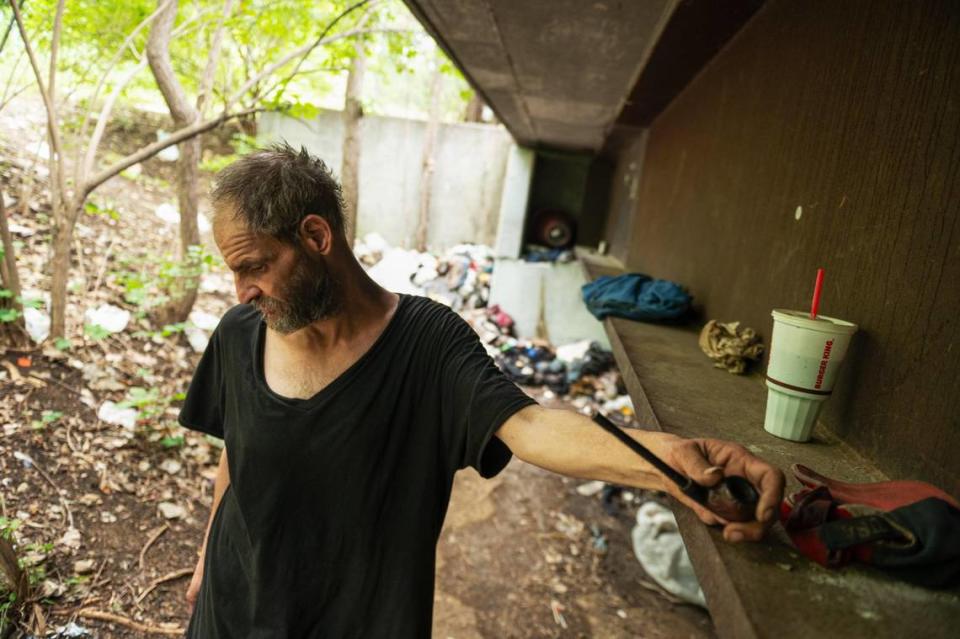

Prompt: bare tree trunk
xmin=164 ymin=135 xmax=201 ymax=323
xmin=340 ymin=42 xmax=365 ymax=246
xmin=463 ymin=93 xmax=483 ymax=122
xmin=47 ymin=202 xmax=75 ymax=339
xmin=0 ymin=188 xmax=28 ymax=346
xmin=0 ymin=532 xmax=29 ymax=635
xmin=415 ymin=65 xmax=443 ymax=252
xmin=147 ymin=0 xmax=202 ymax=325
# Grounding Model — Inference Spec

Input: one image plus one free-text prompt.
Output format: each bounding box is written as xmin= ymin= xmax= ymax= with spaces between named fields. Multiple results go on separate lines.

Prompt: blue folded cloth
xmin=581 ymin=273 xmax=691 ymax=322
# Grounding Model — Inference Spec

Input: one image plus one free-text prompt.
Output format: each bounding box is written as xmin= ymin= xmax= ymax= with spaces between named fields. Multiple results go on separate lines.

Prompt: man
xmin=180 ymin=143 xmax=785 ymax=637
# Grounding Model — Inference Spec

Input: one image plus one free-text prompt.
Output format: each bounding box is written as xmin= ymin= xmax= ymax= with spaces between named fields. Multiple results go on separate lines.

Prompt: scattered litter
xmin=356 ymin=237 xmax=494 ymax=310
xmin=97 ymin=401 xmax=138 ymax=430
xmin=48 ymin=621 xmax=92 ymax=638
xmin=602 ymin=394 xmax=634 ymax=416
xmin=40 ymin=578 xmax=67 ymax=598
xmin=353 ymin=232 xmax=390 ymax=265
xmin=550 ymin=599 xmax=568 ymax=629
xmin=366 ymin=248 xmax=426 ymax=295
xmin=13 ymin=451 xmax=32 ymax=468
xmin=58 ymin=527 xmax=82 ymax=550
xmin=157 ymin=502 xmax=186 ymax=519
xmin=73 ymin=559 xmax=96 ymax=574
xmin=188 ymin=310 xmax=219 ymax=332
xmin=185 ymin=325 xmax=210 ymax=353
xmin=589 ymin=523 xmax=608 ymax=553
xmin=156 ymin=131 xmax=180 ymax=161
xmin=24 ymin=306 xmax=51 ymax=343
xmin=159 ymin=458 xmax=183 ymax=475
xmin=121 ymin=162 xmax=143 ymax=179
xmin=555 ymin=339 xmax=591 ymax=364
xmin=524 ymin=244 xmax=574 ymax=263
xmin=576 ymin=480 xmax=605 ymax=497
xmin=84 ymin=303 xmax=131 ymax=334
xmin=78 ymin=493 xmax=102 ymax=506
xmin=699 ymin=319 xmax=764 ymax=374
xmin=155 ymin=203 xmax=179 ymax=225
xmin=8 ymin=221 xmax=35 ymax=236
xmin=631 ymin=502 xmax=706 ymax=607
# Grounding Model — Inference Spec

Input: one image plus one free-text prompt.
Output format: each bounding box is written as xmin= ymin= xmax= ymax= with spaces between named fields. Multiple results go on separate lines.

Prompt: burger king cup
xmin=763 ymin=310 xmax=858 ymax=442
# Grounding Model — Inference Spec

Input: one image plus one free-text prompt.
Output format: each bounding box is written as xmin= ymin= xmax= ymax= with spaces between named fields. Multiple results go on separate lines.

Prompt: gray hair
xmin=211 ymin=141 xmax=345 ymax=241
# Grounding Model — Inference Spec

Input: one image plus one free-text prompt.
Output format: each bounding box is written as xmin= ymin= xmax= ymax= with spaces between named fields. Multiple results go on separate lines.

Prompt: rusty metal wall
xmin=616 ymin=0 xmax=960 ymax=493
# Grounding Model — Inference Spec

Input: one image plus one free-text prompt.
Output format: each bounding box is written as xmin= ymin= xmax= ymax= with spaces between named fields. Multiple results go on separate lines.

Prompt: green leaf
xmin=161 ymin=322 xmax=186 ymax=336
xmin=16 ymin=296 xmax=44 ymax=309
xmin=285 ymin=101 xmax=321 ymax=120
xmin=160 ymin=435 xmax=185 ymax=448
xmin=84 ymin=323 xmax=110 ymax=340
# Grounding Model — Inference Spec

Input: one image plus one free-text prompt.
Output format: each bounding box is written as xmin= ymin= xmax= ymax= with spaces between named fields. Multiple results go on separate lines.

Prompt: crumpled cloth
xmin=581 ymin=274 xmax=691 ymax=322
xmin=698 ymin=319 xmax=764 ymax=374
xmin=781 ymin=464 xmax=960 ymax=588
xmin=631 ymin=502 xmax=706 ymax=607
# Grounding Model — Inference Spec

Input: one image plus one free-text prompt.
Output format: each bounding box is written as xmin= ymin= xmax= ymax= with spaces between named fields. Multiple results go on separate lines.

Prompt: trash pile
xmin=354 ymin=233 xmax=494 ymax=311
xmin=354 ymin=233 xmax=636 ymax=422
xmin=461 ymin=305 xmax=636 ymax=424
xmin=523 ymin=244 xmax=574 ymax=263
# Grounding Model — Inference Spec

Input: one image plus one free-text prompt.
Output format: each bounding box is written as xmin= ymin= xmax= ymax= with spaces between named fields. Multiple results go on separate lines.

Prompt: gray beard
xmin=253 ymin=258 xmax=340 ymax=334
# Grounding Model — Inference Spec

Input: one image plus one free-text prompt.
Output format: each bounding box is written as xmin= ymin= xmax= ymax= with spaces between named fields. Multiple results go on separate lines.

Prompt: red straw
xmin=810 ymin=268 xmax=825 ymax=319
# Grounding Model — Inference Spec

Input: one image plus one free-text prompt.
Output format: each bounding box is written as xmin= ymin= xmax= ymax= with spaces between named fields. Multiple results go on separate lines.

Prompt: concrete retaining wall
xmin=259 ymin=110 xmax=513 ymax=251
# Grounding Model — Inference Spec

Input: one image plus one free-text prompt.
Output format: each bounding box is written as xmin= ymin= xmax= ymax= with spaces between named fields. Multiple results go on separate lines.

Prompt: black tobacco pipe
xmin=591 ymin=412 xmax=759 ymax=523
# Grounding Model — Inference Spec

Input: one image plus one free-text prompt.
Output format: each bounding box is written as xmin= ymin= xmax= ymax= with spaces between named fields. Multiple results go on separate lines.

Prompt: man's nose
xmin=236 ymin=279 xmax=262 ymax=305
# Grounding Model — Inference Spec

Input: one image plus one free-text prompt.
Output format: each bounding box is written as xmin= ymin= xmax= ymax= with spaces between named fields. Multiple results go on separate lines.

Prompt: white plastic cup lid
xmin=771 ymin=309 xmax=857 ymax=335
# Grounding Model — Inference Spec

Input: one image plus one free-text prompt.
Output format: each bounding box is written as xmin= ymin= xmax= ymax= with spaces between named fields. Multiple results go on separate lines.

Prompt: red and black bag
xmin=780 ymin=464 xmax=960 ymax=588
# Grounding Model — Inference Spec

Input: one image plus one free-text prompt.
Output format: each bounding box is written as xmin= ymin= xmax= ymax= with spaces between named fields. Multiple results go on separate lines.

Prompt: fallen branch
xmin=138 ymin=524 xmax=169 ymax=571
xmin=134 ymin=567 xmax=193 ymax=605
xmin=77 ymin=609 xmax=183 ymax=635
xmin=27 ymin=372 xmax=82 ymax=397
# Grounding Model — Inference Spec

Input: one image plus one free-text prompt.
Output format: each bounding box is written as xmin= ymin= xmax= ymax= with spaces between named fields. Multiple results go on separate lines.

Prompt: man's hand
xmin=498 ymin=406 xmax=785 ymax=543
xmin=659 ymin=436 xmax=785 ymax=542
xmin=186 ymin=552 xmax=204 ymax=613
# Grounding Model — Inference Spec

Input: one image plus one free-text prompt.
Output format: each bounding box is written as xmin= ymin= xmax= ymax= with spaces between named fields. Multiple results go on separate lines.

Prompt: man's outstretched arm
xmin=495 ymin=404 xmax=785 ymax=542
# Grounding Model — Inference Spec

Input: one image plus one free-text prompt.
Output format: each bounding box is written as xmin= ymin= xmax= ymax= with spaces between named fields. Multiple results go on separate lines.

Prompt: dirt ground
xmin=435 ymin=437 xmax=714 ymax=639
xmin=0 ymin=99 xmax=714 ymax=638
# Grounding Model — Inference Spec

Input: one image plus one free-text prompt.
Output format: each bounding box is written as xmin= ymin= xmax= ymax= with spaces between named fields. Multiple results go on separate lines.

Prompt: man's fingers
xmin=723 ymin=521 xmax=766 ymax=542
xmin=673 ymin=441 xmax=724 ymax=487
xmin=674 ymin=492 xmax=727 ymax=527
xmin=747 ymin=464 xmax=786 ymax=523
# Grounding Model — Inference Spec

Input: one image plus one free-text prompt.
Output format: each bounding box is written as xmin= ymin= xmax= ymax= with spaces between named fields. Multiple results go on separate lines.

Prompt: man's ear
xmin=298 ymin=214 xmax=333 ymax=255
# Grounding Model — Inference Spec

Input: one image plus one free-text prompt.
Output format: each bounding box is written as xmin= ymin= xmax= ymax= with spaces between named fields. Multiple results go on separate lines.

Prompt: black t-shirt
xmin=179 ymin=294 xmax=537 ymax=638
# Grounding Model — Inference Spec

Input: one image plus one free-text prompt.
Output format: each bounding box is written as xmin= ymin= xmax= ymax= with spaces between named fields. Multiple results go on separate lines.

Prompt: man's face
xmin=214 ymin=212 xmax=340 ymax=333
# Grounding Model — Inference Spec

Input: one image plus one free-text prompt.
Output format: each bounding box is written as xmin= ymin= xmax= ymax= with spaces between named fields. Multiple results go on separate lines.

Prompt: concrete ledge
xmin=580 ymin=255 xmax=960 ymax=639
